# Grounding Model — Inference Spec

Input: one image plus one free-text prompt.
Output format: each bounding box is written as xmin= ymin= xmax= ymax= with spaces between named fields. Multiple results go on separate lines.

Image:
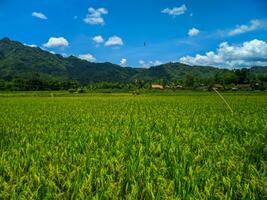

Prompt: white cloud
xmin=162 ymin=4 xmax=187 ymax=16
xmin=150 ymin=60 xmax=163 ymax=66
xmin=139 ymin=60 xmax=150 ymax=68
xmin=78 ymin=54 xmax=96 ymax=62
xmin=43 ymin=37 xmax=69 ymax=48
xmin=188 ymin=28 xmax=200 ymax=37
xmin=139 ymin=60 xmax=163 ymax=68
xmin=179 ymin=39 xmax=267 ymax=68
xmin=24 ymin=43 xmax=37 ymax=48
xmin=32 ymin=12 xmax=47 ymax=20
xmin=229 ymin=19 xmax=264 ymax=36
xmin=92 ymin=35 xmax=104 ymax=44
xmin=61 ymin=53 xmax=68 ymax=57
xmin=105 ymin=36 xmax=123 ymax=46
xmin=139 ymin=60 xmax=145 ymax=65
xmin=83 ymin=7 xmax=108 ymax=25
xmin=120 ymin=58 xmax=127 ymax=67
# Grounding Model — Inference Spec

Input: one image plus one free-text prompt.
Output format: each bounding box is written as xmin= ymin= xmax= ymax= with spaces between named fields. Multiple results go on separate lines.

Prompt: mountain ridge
xmin=0 ymin=37 xmax=267 ymax=86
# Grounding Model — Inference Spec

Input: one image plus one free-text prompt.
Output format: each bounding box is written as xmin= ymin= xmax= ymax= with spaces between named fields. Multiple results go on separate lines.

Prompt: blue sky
xmin=0 ymin=0 xmax=267 ymax=68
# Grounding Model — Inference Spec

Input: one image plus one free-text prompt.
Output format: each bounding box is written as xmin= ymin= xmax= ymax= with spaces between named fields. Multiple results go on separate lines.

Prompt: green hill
xmin=132 ymin=62 xmax=222 ymax=81
xmin=0 ymin=38 xmax=142 ymax=83
xmin=65 ymin=56 xmax=141 ymax=83
xmin=0 ymin=37 xmax=266 ymax=89
xmin=0 ymin=38 xmax=71 ymax=80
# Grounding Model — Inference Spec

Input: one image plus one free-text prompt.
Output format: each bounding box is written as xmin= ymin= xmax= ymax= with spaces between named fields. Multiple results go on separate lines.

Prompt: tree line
xmin=0 ymin=68 xmax=266 ymax=91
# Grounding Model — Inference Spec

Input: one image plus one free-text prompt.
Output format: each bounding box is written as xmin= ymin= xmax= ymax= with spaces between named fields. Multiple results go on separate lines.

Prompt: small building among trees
xmin=151 ymin=84 xmax=164 ymax=90
xmin=212 ymin=84 xmax=224 ymax=91
xmin=236 ymin=84 xmax=252 ymax=91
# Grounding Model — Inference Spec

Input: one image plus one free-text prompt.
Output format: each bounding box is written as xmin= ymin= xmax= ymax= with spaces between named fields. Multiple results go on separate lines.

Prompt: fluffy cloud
xmin=105 ymin=36 xmax=123 ymax=46
xmin=229 ymin=20 xmax=264 ymax=36
xmin=188 ymin=28 xmax=200 ymax=37
xmin=78 ymin=54 xmax=96 ymax=62
xmin=84 ymin=7 xmax=108 ymax=25
xmin=179 ymin=39 xmax=267 ymax=68
xmin=139 ymin=60 xmax=163 ymax=68
xmin=120 ymin=58 xmax=127 ymax=67
xmin=43 ymin=37 xmax=69 ymax=48
xmin=92 ymin=35 xmax=104 ymax=44
xmin=162 ymin=4 xmax=187 ymax=16
xmin=32 ymin=12 xmax=47 ymax=20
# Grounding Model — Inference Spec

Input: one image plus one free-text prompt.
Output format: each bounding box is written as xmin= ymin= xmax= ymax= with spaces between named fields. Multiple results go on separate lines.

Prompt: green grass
xmin=0 ymin=93 xmax=266 ymax=199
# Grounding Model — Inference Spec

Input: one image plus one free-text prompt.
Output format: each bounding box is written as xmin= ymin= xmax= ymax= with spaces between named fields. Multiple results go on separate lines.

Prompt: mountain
xmin=0 ymin=38 xmax=141 ymax=83
xmin=132 ymin=63 xmax=222 ymax=81
xmin=0 ymin=37 xmax=70 ymax=80
xmin=0 ymin=37 xmax=267 ymax=86
xmin=65 ymin=56 xmax=141 ymax=83
xmin=250 ymin=66 xmax=267 ymax=77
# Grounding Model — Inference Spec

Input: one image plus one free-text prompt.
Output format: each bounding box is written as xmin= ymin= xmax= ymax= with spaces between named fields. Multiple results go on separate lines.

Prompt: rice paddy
xmin=0 ymin=92 xmax=266 ymax=199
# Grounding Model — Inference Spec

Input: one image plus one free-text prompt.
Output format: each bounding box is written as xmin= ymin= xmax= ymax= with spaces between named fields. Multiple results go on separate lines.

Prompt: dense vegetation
xmin=0 ymin=92 xmax=266 ymax=199
xmin=0 ymin=38 xmax=267 ymax=91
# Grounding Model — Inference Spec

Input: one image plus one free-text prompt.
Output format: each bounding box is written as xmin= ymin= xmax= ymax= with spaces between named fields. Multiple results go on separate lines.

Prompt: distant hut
xmin=231 ymin=87 xmax=238 ymax=91
xmin=175 ymin=85 xmax=183 ymax=89
xmin=151 ymin=84 xmax=164 ymax=90
xmin=236 ymin=84 xmax=252 ymax=91
xmin=213 ymin=84 xmax=224 ymax=91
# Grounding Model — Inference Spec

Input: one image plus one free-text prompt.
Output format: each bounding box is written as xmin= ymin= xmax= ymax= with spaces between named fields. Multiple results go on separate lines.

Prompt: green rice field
xmin=0 ymin=92 xmax=266 ymax=199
